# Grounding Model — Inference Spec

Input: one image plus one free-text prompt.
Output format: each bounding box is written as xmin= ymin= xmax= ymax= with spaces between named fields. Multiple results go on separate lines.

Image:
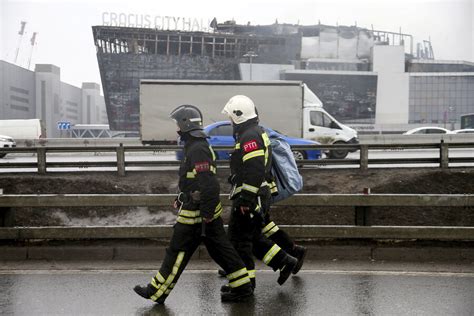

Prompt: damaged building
xmin=93 ymin=20 xmax=474 ymax=132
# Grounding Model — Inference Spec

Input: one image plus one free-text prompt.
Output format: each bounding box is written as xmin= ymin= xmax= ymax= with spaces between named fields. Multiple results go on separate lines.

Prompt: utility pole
xmin=243 ymin=51 xmax=258 ymax=80
xmin=14 ymin=21 xmax=27 ymax=64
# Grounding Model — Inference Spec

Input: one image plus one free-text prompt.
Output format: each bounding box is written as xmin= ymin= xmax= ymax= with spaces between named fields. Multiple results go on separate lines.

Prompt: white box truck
xmin=140 ymin=80 xmax=358 ymax=158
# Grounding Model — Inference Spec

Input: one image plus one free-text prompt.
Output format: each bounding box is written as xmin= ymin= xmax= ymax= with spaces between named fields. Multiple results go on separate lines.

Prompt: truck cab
xmin=302 ymin=85 xmax=358 ymax=158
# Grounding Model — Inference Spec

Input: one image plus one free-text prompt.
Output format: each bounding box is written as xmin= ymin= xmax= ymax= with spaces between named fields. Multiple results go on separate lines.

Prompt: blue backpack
xmin=269 ymin=134 xmax=303 ymax=203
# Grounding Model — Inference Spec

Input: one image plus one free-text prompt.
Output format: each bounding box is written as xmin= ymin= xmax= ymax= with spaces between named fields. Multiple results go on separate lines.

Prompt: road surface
xmin=1 ymin=262 xmax=472 ymax=315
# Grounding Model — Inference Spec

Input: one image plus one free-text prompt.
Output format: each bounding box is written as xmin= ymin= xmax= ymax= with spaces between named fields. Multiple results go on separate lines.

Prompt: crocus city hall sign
xmin=102 ymin=12 xmax=214 ymax=32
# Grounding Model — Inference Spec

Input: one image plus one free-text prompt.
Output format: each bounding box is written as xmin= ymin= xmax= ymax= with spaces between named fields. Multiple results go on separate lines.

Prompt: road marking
xmin=0 ymin=269 xmax=473 ymax=277
xmin=297 ymin=270 xmax=474 ymax=278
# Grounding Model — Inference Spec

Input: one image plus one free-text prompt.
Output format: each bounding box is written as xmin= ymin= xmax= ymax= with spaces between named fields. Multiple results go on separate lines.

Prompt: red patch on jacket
xmin=194 ymin=161 xmax=210 ymax=172
xmin=243 ymin=140 xmax=259 ymax=153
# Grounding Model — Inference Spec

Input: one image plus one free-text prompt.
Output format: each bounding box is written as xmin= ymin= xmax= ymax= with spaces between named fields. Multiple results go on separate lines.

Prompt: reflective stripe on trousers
xmin=150 ymin=251 xmax=185 ymax=301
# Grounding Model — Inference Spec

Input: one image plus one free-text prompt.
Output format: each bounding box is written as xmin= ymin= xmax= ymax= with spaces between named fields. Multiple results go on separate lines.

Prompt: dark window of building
xmin=10 ymin=86 xmax=29 ymax=95
xmin=283 ymin=72 xmax=377 ymax=124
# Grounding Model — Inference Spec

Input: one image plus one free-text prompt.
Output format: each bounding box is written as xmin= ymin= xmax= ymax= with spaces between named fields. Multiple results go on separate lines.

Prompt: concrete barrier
xmin=359 ymin=133 xmax=474 ymax=145
xmin=0 ymin=225 xmax=473 ymax=241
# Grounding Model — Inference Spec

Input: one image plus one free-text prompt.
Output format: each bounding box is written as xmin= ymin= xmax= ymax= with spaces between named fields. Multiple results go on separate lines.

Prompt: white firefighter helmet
xmin=222 ymin=95 xmax=258 ymax=125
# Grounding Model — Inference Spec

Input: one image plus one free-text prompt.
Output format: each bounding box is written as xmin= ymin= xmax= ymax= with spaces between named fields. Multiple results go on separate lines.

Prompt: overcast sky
xmin=1 ymin=0 xmax=473 ymax=89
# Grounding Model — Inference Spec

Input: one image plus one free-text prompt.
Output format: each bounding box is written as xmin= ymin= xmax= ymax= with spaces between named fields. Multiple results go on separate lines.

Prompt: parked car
xmin=403 ymin=127 xmax=453 ymax=135
xmin=452 ymin=129 xmax=474 ymax=134
xmin=0 ymin=134 xmax=16 ymax=158
xmin=204 ymin=121 xmax=322 ymax=161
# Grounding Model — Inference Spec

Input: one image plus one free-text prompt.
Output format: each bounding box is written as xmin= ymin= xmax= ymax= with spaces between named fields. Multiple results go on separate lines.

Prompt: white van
xmin=301 ymin=85 xmax=358 ymax=158
xmin=0 ymin=119 xmax=44 ymax=139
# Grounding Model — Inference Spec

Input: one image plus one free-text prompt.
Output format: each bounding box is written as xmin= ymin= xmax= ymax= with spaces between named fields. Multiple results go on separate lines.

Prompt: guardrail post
xmin=440 ymin=140 xmax=449 ymax=169
xmin=0 ymin=188 xmax=13 ymax=227
xmin=116 ymin=143 xmax=126 ymax=177
xmin=355 ymin=206 xmax=371 ymax=226
xmin=355 ymin=188 xmax=371 ymax=226
xmin=37 ymin=147 xmax=47 ymax=174
xmin=360 ymin=145 xmax=368 ymax=171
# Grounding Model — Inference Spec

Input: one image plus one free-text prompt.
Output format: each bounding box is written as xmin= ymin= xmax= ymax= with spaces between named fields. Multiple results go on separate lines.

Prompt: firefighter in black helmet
xmin=221 ymin=95 xmax=300 ymax=290
xmin=134 ymin=104 xmax=253 ymax=303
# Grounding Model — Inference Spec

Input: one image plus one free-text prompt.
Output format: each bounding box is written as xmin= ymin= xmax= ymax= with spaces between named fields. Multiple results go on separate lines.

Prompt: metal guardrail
xmin=1 ymin=193 xmax=473 ymax=207
xmin=10 ymin=133 xmax=474 ymax=147
xmin=0 ymin=193 xmax=473 ymax=241
xmin=1 ymin=141 xmax=474 ymax=175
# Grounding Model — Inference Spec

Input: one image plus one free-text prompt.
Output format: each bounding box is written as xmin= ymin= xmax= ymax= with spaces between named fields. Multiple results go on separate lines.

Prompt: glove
xmin=202 ymin=216 xmax=213 ymax=224
xmin=200 ymin=208 xmax=213 ymax=223
xmin=173 ymin=198 xmax=181 ymax=209
xmin=235 ymin=197 xmax=257 ymax=215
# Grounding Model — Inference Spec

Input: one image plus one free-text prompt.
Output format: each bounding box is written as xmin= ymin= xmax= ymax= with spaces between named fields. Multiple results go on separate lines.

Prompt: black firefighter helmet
xmin=169 ymin=104 xmax=208 ymax=138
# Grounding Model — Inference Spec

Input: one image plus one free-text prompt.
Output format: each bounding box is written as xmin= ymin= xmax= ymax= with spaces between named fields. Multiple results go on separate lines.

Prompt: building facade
xmin=279 ymin=47 xmax=474 ymax=132
xmin=0 ymin=61 xmax=107 ymax=137
xmin=92 ymin=21 xmax=474 ymax=133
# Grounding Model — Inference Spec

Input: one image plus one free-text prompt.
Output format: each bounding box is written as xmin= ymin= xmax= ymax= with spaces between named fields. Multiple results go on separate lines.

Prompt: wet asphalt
xmin=0 ymin=269 xmax=473 ymax=315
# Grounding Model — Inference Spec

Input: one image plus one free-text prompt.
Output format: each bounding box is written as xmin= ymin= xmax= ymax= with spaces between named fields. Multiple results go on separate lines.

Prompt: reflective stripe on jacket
xmin=229 ymin=121 xmax=276 ymax=200
xmin=178 ymin=137 xmax=221 ymax=221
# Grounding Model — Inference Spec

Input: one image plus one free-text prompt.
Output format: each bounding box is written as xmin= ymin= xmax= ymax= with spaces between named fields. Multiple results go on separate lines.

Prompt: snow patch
xmin=49 ymin=207 xmax=177 ymax=226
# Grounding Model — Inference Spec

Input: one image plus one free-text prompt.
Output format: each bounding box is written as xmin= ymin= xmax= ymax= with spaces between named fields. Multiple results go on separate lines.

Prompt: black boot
xmin=221 ymin=278 xmax=255 ymax=293
xmin=277 ymin=255 xmax=298 ymax=285
xmin=292 ymin=245 xmax=307 ymax=275
xmin=221 ymin=283 xmax=253 ymax=302
xmin=133 ymin=284 xmax=166 ymax=304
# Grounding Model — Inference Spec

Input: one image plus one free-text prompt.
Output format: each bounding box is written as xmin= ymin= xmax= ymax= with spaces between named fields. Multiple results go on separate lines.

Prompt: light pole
xmin=367 ymin=107 xmax=373 ymax=124
xmin=243 ymin=51 xmax=258 ymax=80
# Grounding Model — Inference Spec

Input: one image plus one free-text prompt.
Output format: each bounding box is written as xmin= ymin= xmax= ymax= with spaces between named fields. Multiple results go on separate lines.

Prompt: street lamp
xmin=243 ymin=51 xmax=258 ymax=80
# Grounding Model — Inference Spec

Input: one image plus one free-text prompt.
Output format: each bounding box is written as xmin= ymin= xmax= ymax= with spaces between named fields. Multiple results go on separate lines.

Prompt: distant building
xmin=92 ymin=20 xmax=474 ymax=132
xmin=0 ymin=61 xmax=107 ymax=137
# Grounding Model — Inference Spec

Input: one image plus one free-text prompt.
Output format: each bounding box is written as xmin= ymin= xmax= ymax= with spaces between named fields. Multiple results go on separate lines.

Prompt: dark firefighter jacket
xmin=177 ymin=137 xmax=222 ymax=224
xmin=229 ymin=119 xmax=277 ymax=202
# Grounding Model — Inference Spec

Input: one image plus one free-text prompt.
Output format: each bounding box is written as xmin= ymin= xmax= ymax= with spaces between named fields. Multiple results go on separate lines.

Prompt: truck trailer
xmin=140 ymin=80 xmax=358 ymax=158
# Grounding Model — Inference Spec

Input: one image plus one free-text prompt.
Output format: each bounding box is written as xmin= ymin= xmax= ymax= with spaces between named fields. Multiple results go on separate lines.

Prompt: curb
xmin=1 ymin=243 xmax=473 ymax=263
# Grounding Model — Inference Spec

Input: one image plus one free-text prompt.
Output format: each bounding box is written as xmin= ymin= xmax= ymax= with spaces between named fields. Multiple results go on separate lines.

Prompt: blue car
xmin=204 ymin=121 xmax=321 ymax=161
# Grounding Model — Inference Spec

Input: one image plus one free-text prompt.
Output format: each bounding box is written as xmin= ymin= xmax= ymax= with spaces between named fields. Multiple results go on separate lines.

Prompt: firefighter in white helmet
xmin=220 ymin=95 xmax=302 ymax=290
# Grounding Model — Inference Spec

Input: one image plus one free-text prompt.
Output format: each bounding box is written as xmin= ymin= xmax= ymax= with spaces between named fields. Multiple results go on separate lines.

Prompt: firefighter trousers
xmin=228 ymin=199 xmax=288 ymax=283
xmin=147 ymin=217 xmax=251 ymax=302
xmin=260 ymin=198 xmax=296 ymax=257
xmin=255 ymin=189 xmax=296 ymax=256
